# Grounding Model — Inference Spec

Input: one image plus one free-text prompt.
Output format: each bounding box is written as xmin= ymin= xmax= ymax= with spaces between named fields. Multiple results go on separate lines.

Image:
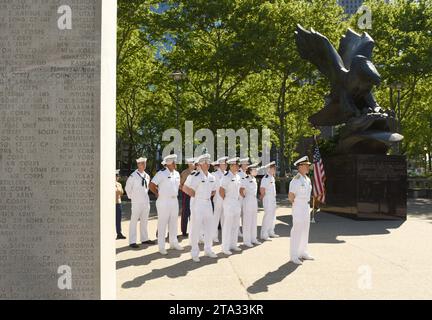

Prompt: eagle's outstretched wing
xmin=295 ymin=25 xmax=347 ymax=85
xmin=338 ymin=29 xmax=375 ymax=69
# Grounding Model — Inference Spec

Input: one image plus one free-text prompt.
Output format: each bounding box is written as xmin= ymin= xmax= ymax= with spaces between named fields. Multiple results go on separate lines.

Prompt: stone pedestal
xmin=0 ymin=0 xmax=116 ymax=299
xmin=321 ymin=154 xmax=407 ymax=220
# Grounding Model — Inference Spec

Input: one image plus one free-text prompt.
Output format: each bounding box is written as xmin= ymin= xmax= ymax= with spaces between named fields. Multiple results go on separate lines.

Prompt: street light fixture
xmin=389 ymin=81 xmax=405 ymax=127
xmin=170 ymin=70 xmax=186 ymax=130
xmin=389 ymin=81 xmax=405 ymax=154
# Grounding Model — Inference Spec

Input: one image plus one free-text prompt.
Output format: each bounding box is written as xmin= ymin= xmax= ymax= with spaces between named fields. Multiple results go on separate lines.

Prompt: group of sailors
xmin=115 ymin=153 xmax=314 ymax=265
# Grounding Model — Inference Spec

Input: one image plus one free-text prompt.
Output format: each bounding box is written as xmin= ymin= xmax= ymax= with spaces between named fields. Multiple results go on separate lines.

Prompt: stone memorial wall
xmin=0 ymin=0 xmax=116 ymax=299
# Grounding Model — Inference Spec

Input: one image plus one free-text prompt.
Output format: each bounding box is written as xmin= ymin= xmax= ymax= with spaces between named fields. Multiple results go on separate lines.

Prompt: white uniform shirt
xmin=213 ymin=169 xmax=225 ymax=201
xmin=220 ymin=171 xmax=242 ymax=201
xmin=260 ymin=174 xmax=276 ymax=198
xmin=238 ymin=169 xmax=247 ymax=179
xmin=241 ymin=175 xmax=257 ymax=198
xmin=184 ymin=170 xmax=197 ymax=188
xmin=289 ymin=173 xmax=312 ymax=202
xmin=182 ymin=171 xmax=196 ymax=212
xmin=187 ymin=171 xmax=217 ymax=200
xmin=151 ymin=168 xmax=180 ymax=199
xmin=125 ymin=170 xmax=150 ymax=203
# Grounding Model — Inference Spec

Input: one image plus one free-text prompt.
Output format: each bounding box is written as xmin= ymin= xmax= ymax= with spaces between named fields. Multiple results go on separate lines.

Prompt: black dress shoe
xmin=142 ymin=240 xmax=156 ymax=245
xmin=116 ymin=234 xmax=126 ymax=240
xmin=182 ymin=233 xmax=189 ymax=237
xmin=129 ymin=243 xmax=139 ymax=249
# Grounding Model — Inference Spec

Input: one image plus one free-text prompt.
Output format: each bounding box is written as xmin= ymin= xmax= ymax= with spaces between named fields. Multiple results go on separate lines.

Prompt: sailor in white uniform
xmin=211 ymin=156 xmax=228 ymax=243
xmin=125 ymin=157 xmax=154 ymax=248
xmin=241 ymin=163 xmax=261 ymax=247
xmin=260 ymin=161 xmax=279 ymax=240
xmin=182 ymin=154 xmax=218 ymax=262
xmin=149 ymin=154 xmax=184 ymax=255
xmin=238 ymin=158 xmax=250 ymax=237
xmin=219 ymin=157 xmax=245 ymax=255
xmin=289 ymin=156 xmax=314 ymax=265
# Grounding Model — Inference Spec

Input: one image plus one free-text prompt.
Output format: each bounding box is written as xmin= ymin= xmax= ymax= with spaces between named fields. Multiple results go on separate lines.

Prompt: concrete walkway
xmin=116 ymin=198 xmax=432 ymax=300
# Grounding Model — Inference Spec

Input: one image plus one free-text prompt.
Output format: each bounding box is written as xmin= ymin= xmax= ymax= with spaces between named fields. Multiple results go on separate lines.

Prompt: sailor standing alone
xmin=288 ymin=156 xmax=314 ymax=265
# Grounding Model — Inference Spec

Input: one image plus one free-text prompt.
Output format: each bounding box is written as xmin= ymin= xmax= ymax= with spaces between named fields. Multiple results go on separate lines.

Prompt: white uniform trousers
xmin=221 ymin=198 xmax=241 ymax=251
xmin=190 ymin=198 xmax=213 ymax=257
xmin=129 ymin=201 xmax=150 ymax=244
xmin=156 ymin=197 xmax=180 ymax=251
xmin=239 ymin=198 xmax=246 ymax=235
xmin=188 ymin=197 xmax=205 ymax=240
xmin=212 ymin=197 xmax=223 ymax=241
xmin=290 ymin=200 xmax=311 ymax=259
xmin=260 ymin=195 xmax=277 ymax=238
xmin=242 ymin=196 xmax=258 ymax=245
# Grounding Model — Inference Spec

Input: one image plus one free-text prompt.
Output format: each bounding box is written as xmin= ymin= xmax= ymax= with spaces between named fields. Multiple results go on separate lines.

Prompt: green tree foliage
xmin=117 ymin=1 xmax=174 ymax=171
xmin=116 ymin=0 xmax=432 ymax=175
xmin=351 ymin=0 xmax=432 ymax=167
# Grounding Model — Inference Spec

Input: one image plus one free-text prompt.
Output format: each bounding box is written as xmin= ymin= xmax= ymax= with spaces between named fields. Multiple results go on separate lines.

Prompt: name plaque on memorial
xmin=322 ymin=154 xmax=407 ymax=220
xmin=0 ymin=0 xmax=116 ymax=299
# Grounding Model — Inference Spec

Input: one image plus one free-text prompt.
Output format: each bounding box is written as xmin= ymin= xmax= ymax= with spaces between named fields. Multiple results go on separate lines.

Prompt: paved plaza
xmin=116 ymin=198 xmax=432 ymax=300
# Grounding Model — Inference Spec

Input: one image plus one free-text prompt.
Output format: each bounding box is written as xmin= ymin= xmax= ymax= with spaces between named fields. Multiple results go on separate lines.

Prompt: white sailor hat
xmin=294 ymin=156 xmax=311 ymax=166
xmin=211 ymin=161 xmax=219 ymax=166
xmin=264 ymin=161 xmax=276 ymax=169
xmin=136 ymin=157 xmax=147 ymax=164
xmin=239 ymin=157 xmax=250 ymax=165
xmin=161 ymin=154 xmax=178 ymax=165
xmin=227 ymin=157 xmax=240 ymax=165
xmin=247 ymin=163 xmax=260 ymax=169
xmin=216 ymin=156 xmax=228 ymax=164
xmin=197 ymin=153 xmax=212 ymax=164
xmin=186 ymin=157 xmax=195 ymax=164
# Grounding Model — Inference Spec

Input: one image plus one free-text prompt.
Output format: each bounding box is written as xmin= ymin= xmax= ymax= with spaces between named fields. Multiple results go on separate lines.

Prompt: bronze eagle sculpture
xmin=295 ymin=25 xmax=403 ymax=154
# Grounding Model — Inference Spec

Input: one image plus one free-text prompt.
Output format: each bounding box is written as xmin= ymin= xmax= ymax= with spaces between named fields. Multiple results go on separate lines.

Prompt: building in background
xmin=338 ymin=0 xmax=365 ymax=15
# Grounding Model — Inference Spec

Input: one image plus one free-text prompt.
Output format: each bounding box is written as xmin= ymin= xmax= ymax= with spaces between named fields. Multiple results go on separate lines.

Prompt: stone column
xmin=0 ymin=0 xmax=116 ymax=299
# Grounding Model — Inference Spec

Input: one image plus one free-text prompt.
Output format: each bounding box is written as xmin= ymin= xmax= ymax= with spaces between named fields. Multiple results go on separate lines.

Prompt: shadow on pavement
xmin=247 ymin=262 xmax=300 ymax=294
xmin=276 ymin=213 xmax=404 ymax=244
xmin=117 ymin=246 xmax=192 ymax=269
xmin=121 ymin=246 xmax=254 ymax=289
xmin=116 ymin=238 xmax=160 ymax=254
xmin=119 ymin=197 xmax=421 ymax=291
xmin=118 ymin=237 xmax=256 ymax=272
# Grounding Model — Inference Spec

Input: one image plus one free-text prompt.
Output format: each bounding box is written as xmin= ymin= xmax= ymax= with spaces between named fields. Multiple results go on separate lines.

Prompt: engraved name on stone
xmin=0 ymin=1 xmax=102 ymax=299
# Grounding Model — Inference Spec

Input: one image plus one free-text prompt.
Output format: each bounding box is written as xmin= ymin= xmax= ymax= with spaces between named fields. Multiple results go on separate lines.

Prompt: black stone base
xmin=321 ymin=154 xmax=407 ymax=220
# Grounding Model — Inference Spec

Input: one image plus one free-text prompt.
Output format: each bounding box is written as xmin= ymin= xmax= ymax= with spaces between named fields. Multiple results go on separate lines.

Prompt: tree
xmin=232 ymin=0 xmax=347 ymax=191
xmin=117 ymin=1 xmax=174 ymax=172
xmin=351 ymin=0 xmax=432 ymax=164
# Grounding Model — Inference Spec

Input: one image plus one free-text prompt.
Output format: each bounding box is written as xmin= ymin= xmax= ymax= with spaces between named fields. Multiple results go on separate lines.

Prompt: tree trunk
xmin=277 ymin=71 xmax=289 ymax=195
xmin=127 ymin=142 xmax=134 ymax=172
xmin=428 ymin=151 xmax=431 ymax=173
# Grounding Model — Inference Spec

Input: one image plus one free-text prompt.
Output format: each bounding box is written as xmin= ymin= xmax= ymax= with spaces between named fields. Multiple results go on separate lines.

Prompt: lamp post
xmin=390 ymin=81 xmax=405 ymax=154
xmin=170 ymin=71 xmax=186 ymax=130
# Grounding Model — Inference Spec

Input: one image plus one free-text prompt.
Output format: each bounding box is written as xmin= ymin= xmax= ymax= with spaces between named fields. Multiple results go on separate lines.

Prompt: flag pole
xmin=311 ymin=134 xmax=318 ymax=224
xmin=311 ymin=196 xmax=316 ymax=223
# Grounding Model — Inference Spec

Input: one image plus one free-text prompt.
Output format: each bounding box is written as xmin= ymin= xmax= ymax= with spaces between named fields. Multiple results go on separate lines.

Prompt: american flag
xmin=312 ymin=144 xmax=326 ymax=203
